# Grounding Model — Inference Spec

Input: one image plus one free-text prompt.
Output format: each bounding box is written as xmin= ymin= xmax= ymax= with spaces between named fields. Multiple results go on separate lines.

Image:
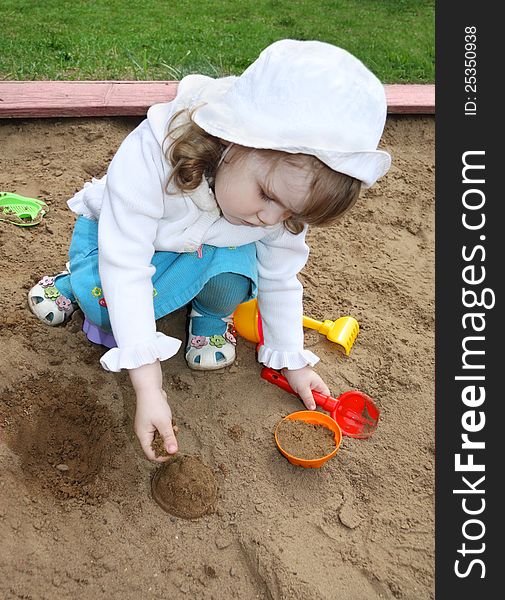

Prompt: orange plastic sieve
xmin=274 ymin=410 xmax=342 ymax=468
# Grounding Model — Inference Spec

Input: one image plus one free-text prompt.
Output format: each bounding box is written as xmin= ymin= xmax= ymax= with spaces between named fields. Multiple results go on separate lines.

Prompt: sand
xmin=151 ymin=455 xmax=218 ymax=519
xmin=276 ymin=419 xmax=337 ymax=460
xmin=0 ymin=115 xmax=434 ymax=600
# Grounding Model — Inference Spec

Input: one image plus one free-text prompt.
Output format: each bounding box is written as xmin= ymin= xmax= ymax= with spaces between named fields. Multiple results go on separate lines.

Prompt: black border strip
xmin=436 ymin=3 xmax=500 ymax=596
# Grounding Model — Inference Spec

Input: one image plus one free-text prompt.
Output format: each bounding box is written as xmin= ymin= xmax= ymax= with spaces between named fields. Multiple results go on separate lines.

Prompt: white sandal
xmin=185 ymin=309 xmax=237 ymax=370
xmin=27 ymin=264 xmax=77 ymax=326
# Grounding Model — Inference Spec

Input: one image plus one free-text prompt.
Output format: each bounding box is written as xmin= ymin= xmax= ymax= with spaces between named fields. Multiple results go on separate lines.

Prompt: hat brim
xmin=190 ymin=77 xmax=391 ymax=188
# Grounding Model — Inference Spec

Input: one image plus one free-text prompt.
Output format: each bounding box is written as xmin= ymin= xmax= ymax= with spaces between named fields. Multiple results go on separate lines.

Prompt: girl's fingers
xmin=298 ymin=386 xmax=317 ymax=410
xmin=137 ymin=430 xmax=158 ymax=461
xmin=159 ymin=426 xmax=178 ymax=455
xmin=312 ymin=379 xmax=331 ymax=397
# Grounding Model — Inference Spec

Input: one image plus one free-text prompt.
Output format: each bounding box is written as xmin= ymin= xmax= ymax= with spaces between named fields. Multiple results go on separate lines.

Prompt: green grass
xmin=0 ymin=0 xmax=434 ymax=83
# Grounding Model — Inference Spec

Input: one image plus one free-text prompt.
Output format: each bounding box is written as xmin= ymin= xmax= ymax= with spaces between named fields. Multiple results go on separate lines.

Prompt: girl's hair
xmin=164 ymin=108 xmax=361 ymax=234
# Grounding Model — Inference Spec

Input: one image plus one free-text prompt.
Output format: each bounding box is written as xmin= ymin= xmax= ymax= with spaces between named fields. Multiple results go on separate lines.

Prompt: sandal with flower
xmin=185 ymin=309 xmax=237 ymax=370
xmin=27 ymin=264 xmax=77 ymax=326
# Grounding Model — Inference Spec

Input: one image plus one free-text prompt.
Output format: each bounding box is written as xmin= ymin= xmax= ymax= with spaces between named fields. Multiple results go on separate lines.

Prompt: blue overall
xmin=55 ymin=216 xmax=258 ymax=345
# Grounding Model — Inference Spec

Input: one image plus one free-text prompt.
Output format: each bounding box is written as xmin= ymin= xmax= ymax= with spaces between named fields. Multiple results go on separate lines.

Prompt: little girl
xmin=28 ymin=39 xmax=391 ymax=461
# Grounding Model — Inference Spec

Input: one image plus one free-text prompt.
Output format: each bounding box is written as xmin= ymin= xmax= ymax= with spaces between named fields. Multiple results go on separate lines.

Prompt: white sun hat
xmin=185 ymin=39 xmax=391 ymax=188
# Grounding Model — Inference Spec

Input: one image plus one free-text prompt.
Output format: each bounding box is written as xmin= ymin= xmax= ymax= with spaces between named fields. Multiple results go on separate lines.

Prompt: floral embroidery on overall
xmin=90 ymin=285 xmax=153 ymax=310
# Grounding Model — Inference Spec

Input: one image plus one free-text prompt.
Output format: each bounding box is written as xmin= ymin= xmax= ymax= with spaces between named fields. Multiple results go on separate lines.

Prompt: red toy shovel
xmin=261 ymin=367 xmax=379 ymax=439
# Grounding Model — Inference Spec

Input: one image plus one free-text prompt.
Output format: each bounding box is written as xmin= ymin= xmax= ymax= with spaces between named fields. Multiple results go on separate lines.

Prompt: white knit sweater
xmin=67 ymin=80 xmax=319 ymax=372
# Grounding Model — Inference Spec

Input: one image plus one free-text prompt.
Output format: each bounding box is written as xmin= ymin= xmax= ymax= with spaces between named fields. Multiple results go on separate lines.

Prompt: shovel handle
xmin=302 ymin=316 xmax=324 ymax=331
xmin=260 ymin=367 xmax=338 ymax=412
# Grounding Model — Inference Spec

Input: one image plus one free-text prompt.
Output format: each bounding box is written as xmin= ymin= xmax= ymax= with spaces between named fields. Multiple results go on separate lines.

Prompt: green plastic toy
xmin=0 ymin=192 xmax=48 ymax=227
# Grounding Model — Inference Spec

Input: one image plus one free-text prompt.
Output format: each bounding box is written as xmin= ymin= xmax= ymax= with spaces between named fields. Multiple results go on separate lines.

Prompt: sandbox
xmin=0 ymin=113 xmax=434 ymax=599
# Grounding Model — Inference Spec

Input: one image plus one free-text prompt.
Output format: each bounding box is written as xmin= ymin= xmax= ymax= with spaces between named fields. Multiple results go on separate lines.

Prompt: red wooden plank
xmin=0 ymin=81 xmax=179 ymax=118
xmin=385 ymin=84 xmax=435 ymax=114
xmin=0 ymin=81 xmax=434 ymax=118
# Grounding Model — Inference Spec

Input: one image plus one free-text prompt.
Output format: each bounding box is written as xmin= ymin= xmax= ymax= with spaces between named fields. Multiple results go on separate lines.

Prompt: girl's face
xmin=214 ymin=146 xmax=310 ymax=227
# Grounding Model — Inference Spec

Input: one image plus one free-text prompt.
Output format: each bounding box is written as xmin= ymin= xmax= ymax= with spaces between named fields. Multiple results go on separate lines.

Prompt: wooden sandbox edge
xmin=0 ymin=82 xmax=434 ymax=118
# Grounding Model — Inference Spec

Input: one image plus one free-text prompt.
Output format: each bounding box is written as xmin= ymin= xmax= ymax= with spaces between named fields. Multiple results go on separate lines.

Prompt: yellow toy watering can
xmin=233 ymin=299 xmax=359 ymax=356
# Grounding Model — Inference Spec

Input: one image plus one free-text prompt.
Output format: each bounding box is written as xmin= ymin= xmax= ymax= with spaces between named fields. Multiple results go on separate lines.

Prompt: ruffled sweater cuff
xmin=100 ymin=332 xmax=182 ymax=372
xmin=257 ymin=345 xmax=320 ymax=370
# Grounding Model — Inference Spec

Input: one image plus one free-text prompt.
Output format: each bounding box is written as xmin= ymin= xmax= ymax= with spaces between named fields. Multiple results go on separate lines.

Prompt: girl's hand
xmin=128 ymin=361 xmax=177 ymax=461
xmin=281 ymin=366 xmax=331 ymax=410
xmin=134 ymin=388 xmax=178 ymax=462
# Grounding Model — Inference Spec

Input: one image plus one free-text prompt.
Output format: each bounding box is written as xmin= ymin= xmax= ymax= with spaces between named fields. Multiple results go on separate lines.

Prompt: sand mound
xmin=151 ymin=455 xmax=217 ymax=519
